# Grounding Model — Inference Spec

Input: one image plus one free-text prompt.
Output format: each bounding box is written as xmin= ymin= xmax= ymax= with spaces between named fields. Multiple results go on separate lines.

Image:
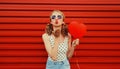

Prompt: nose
xmin=56 ymin=19 xmax=58 ymax=21
xmin=56 ymin=19 xmax=59 ymax=22
xmin=55 ymin=19 xmax=58 ymax=24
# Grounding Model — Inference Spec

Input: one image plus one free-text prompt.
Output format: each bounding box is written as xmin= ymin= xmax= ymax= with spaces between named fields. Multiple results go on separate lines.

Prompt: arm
xmin=67 ymin=33 xmax=79 ymax=59
xmin=42 ymin=33 xmax=59 ymax=61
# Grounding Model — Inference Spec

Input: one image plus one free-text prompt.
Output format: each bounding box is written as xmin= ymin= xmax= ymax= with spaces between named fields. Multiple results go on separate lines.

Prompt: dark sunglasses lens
xmin=51 ymin=15 xmax=56 ymax=19
xmin=58 ymin=15 xmax=62 ymax=19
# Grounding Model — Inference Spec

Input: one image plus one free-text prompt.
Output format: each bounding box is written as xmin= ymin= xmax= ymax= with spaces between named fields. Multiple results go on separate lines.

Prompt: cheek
xmin=51 ymin=19 xmax=55 ymax=23
xmin=58 ymin=19 xmax=63 ymax=23
xmin=51 ymin=19 xmax=63 ymax=24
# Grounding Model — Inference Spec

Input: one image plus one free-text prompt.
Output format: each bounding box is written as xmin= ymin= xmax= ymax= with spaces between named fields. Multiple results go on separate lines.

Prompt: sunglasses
xmin=51 ymin=15 xmax=62 ymax=19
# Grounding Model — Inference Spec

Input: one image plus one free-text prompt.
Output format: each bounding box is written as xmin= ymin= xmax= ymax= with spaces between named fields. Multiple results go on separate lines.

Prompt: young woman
xmin=42 ymin=10 xmax=79 ymax=69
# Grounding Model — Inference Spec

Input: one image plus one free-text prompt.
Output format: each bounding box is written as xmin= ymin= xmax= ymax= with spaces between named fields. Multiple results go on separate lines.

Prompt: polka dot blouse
xmin=49 ymin=35 xmax=69 ymax=61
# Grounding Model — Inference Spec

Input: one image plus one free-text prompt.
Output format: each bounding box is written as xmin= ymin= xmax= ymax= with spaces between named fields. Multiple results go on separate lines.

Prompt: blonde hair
xmin=45 ymin=10 xmax=68 ymax=37
xmin=50 ymin=10 xmax=65 ymax=21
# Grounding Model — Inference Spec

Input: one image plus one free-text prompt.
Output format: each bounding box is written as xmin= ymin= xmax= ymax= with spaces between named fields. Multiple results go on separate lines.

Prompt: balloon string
xmin=75 ymin=51 xmax=80 ymax=69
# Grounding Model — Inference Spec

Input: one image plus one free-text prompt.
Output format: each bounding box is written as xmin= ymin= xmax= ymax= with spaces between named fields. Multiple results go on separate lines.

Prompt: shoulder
xmin=42 ymin=33 xmax=49 ymax=40
xmin=42 ymin=33 xmax=47 ymax=37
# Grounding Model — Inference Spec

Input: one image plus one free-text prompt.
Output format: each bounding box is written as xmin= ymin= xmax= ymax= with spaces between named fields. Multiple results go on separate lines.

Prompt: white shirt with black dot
xmin=48 ymin=35 xmax=68 ymax=61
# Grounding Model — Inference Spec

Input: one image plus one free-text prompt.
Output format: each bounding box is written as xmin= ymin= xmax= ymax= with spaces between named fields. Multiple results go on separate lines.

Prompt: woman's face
xmin=50 ymin=11 xmax=64 ymax=27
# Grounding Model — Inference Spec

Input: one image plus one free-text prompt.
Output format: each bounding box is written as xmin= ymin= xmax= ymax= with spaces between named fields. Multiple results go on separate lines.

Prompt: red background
xmin=0 ymin=0 xmax=120 ymax=69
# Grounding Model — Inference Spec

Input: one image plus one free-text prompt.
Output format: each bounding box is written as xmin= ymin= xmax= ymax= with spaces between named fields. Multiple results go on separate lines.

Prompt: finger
xmin=72 ymin=41 xmax=76 ymax=46
xmin=62 ymin=22 xmax=65 ymax=24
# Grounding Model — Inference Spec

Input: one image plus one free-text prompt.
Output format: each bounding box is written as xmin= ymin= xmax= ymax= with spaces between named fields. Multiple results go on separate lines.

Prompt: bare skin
xmin=42 ymin=11 xmax=79 ymax=61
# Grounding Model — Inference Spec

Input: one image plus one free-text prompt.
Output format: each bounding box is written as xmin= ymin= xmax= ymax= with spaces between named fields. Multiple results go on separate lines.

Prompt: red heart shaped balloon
xmin=68 ymin=21 xmax=87 ymax=39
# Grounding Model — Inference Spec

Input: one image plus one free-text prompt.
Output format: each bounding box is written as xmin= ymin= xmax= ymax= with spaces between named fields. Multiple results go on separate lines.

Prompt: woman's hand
xmin=52 ymin=29 xmax=61 ymax=38
xmin=72 ymin=39 xmax=80 ymax=47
